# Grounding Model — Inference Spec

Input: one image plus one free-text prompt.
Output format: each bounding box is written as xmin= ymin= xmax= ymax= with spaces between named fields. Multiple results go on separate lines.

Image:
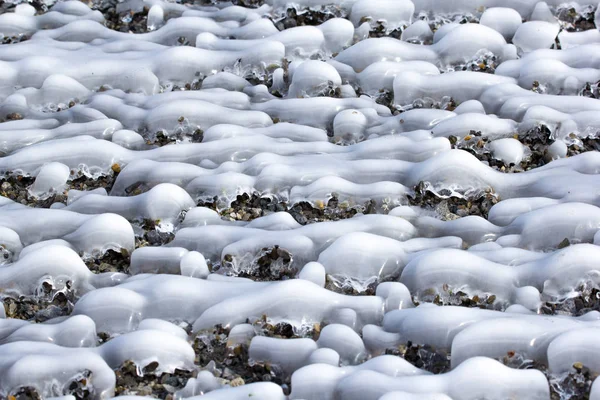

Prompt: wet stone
xmin=449 ymin=134 xmax=520 ymax=174
xmin=9 ymin=370 xmax=94 ymax=400
xmin=194 ymin=325 xmax=284 ymax=387
xmin=7 ymin=386 xmax=42 ymax=400
xmin=253 ymin=317 xmax=321 ymax=341
xmin=218 ymin=245 xmax=296 ymax=281
xmin=97 ymin=331 xmax=111 ymax=344
xmin=367 ymin=20 xmax=404 ymax=39
xmin=453 ymin=52 xmax=498 ymax=74
xmin=3 ymin=288 xmax=74 ymax=322
xmin=504 ymin=352 xmax=598 ymax=400
xmin=138 ymin=219 xmax=175 ymax=246
xmin=114 ymin=360 xmax=195 ymax=398
xmin=556 ymin=5 xmax=597 ymax=32
xmin=6 ymin=113 xmax=23 ymax=121
xmin=580 ymin=80 xmax=600 ymax=99
xmin=85 ymin=249 xmax=130 ymax=274
xmin=198 ymin=192 xmax=373 ymax=226
xmin=567 ymin=137 xmax=600 ymax=156
xmin=145 ymin=131 xmax=178 ymax=147
xmin=230 ymin=0 xmax=265 ymax=8
xmin=273 ymin=6 xmax=344 ymax=31
xmin=1 ymin=34 xmax=28 ymax=44
xmin=408 ymin=181 xmax=499 ymax=220
xmin=0 ymin=174 xmax=68 ymax=208
xmin=69 ymin=171 xmax=119 ymax=193
xmin=325 ymin=274 xmax=380 ymax=296
xmin=385 ymin=341 xmax=451 ymax=374
xmin=370 ymin=90 xmax=397 ymax=113
xmin=548 ymin=368 xmax=597 ymax=400
xmin=402 ymin=96 xmax=457 ymax=112
xmin=415 ymin=288 xmax=502 ymax=311
xmin=540 ymin=282 xmax=600 ymax=317
xmin=90 ymin=0 xmax=149 ymax=34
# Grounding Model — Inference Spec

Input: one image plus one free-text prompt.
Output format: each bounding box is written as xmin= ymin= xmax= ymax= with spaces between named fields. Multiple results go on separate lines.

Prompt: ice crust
xmin=1 ymin=0 xmax=600 ymax=399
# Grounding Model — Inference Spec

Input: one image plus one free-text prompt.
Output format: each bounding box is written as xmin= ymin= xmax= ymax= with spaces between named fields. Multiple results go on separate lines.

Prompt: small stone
xmin=230 ymin=377 xmax=245 ymax=387
xmin=573 ymin=361 xmax=583 ymax=371
xmin=6 ymin=113 xmax=23 ymax=120
xmin=7 ymin=301 xmax=16 ymax=316
xmin=111 ymin=163 xmax=121 ymax=174
xmin=143 ymin=361 xmax=159 ymax=374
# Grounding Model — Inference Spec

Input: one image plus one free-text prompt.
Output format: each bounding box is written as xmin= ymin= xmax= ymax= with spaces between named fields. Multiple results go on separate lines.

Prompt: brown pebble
xmin=6 ymin=113 xmax=23 ymax=120
xmin=230 ymin=377 xmax=245 ymax=387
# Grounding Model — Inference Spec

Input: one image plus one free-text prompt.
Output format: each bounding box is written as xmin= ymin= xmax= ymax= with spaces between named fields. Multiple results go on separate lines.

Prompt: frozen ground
xmin=0 ymin=0 xmax=600 ymax=398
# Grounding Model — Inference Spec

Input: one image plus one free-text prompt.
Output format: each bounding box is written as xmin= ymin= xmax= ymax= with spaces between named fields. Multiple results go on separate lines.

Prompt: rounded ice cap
xmin=112 ymin=130 xmax=146 ymax=150
xmin=288 ymin=60 xmax=342 ymax=98
xmin=130 ymin=247 xmax=188 ymax=275
xmin=62 ymin=213 xmax=135 ymax=255
xmin=479 ymin=7 xmax=522 ymax=41
xmin=546 ymin=140 xmax=567 ymax=160
xmin=29 ymin=162 xmax=70 ymax=199
xmin=401 ymin=20 xmax=433 ymax=43
xmin=147 ymin=5 xmax=165 ymax=31
xmin=350 ymin=0 xmax=414 ymax=29
xmin=453 ymin=100 xmax=485 ymax=114
xmin=333 ymin=109 xmax=368 ymax=144
xmin=307 ymin=348 xmax=340 ymax=366
xmin=298 ymin=262 xmax=326 ymax=287
xmin=514 ymin=286 xmax=541 ymax=311
xmin=377 ymin=282 xmax=414 ymax=312
xmin=0 ymin=226 xmax=23 ymax=261
xmin=202 ymin=72 xmax=251 ymax=92
xmin=138 ymin=319 xmax=188 ymax=340
xmin=433 ymin=23 xmax=459 ymax=43
xmin=15 ymin=3 xmax=36 ymax=16
xmin=513 ymin=21 xmax=560 ymax=53
xmin=317 ymin=324 xmax=367 ymax=365
xmin=180 ymin=251 xmax=209 ymax=278
xmin=489 ymin=138 xmax=525 ymax=165
xmin=249 ymin=336 xmax=316 ymax=374
xmin=530 ymin=1 xmax=556 ymax=24
xmin=227 ymin=324 xmax=256 ymax=347
xmin=318 ymin=18 xmax=354 ymax=53
xmin=318 ymin=232 xmax=407 ymax=282
xmin=327 ymin=308 xmax=358 ymax=330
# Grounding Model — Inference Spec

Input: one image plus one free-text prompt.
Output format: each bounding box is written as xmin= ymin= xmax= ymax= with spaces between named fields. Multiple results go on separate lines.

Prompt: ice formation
xmin=1 ymin=0 xmax=600 ymax=399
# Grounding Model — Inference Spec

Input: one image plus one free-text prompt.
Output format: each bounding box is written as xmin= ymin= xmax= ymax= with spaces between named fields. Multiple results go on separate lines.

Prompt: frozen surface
xmin=0 ymin=0 xmax=599 ymax=399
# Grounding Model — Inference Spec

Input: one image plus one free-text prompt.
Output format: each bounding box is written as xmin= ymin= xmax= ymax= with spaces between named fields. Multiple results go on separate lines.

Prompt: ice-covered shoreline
xmin=1 ymin=0 xmax=600 ymax=399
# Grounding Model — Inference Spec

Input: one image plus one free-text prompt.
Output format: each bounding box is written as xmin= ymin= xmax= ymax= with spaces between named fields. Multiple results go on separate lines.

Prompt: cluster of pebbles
xmin=1 ymin=0 xmax=600 ymax=399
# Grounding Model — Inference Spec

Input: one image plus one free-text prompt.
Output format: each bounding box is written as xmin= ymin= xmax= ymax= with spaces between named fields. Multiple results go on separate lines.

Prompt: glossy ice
xmin=0 ymin=0 xmax=599 ymax=399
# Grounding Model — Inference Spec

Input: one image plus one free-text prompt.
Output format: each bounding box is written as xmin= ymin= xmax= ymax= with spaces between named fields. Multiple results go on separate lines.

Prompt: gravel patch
xmin=385 ymin=342 xmax=451 ymax=374
xmin=199 ymin=192 xmax=375 ymax=225
xmin=408 ymin=180 xmax=499 ymax=220
xmin=114 ymin=360 xmax=195 ymax=398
